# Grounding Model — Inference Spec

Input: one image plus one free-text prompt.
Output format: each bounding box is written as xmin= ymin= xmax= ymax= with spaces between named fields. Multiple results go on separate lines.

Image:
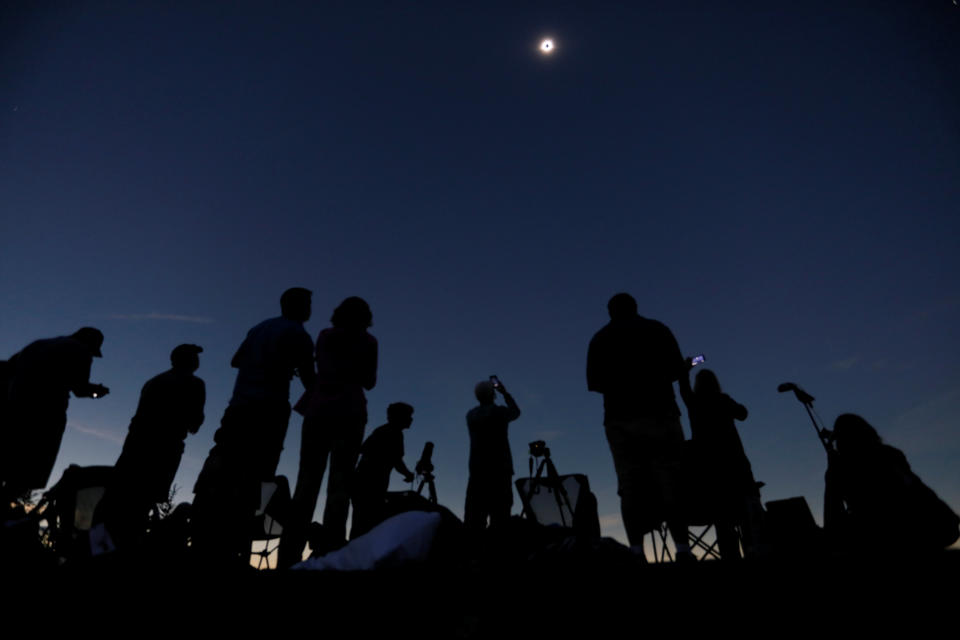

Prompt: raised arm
xmin=677 ymin=361 xmax=693 ymax=408
xmin=730 ymin=397 xmax=748 ymax=422
xmin=823 ymin=454 xmax=846 ymax=533
xmin=498 ymin=385 xmax=521 ymax=422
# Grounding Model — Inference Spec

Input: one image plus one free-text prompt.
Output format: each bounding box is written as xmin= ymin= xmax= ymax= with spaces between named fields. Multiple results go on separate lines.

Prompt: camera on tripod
xmin=529 ymin=440 xmax=548 ymax=458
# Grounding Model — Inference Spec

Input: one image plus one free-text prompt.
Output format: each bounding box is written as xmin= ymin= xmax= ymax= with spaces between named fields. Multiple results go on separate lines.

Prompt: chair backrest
xmin=515 ymin=473 xmax=600 ymax=537
xmin=249 ymin=476 xmax=291 ymax=570
xmin=764 ymin=496 xmax=821 ymax=550
xmin=40 ymin=465 xmax=114 ymax=558
xmin=251 ymin=475 xmax=291 ymax=540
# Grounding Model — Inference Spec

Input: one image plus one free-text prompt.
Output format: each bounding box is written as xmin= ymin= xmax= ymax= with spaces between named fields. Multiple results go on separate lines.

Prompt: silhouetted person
xmin=350 ymin=402 xmax=415 ymax=539
xmin=279 ymin=296 xmax=377 ymax=567
xmin=465 ymin=379 xmax=520 ymax=531
xmin=824 ymin=414 xmax=959 ymax=552
xmin=96 ymin=344 xmax=205 ymax=548
xmin=192 ymin=288 xmax=316 ymax=566
xmin=1 ymin=328 xmax=108 ymax=504
xmin=679 ymin=366 xmax=760 ymax=559
xmin=586 ymin=293 xmax=690 ymax=557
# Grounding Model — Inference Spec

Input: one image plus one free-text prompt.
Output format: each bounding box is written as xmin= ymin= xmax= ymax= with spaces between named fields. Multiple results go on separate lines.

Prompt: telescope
xmin=414 ymin=441 xmax=437 ymax=504
xmin=415 ymin=441 xmax=434 ymax=476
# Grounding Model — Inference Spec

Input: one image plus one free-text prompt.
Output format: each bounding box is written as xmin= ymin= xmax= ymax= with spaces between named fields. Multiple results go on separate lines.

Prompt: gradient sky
xmin=2 ymin=1 xmax=958 ymax=548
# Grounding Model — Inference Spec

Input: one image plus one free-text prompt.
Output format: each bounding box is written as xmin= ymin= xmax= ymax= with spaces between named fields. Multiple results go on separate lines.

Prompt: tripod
xmin=522 ymin=442 xmax=575 ymax=527
xmin=414 ymin=441 xmax=437 ymax=504
xmin=415 ymin=469 xmax=437 ymax=505
xmin=778 ymin=382 xmax=835 ymax=454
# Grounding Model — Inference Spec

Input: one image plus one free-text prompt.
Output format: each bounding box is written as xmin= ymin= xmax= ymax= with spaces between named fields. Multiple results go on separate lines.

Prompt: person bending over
xmin=350 ymin=402 xmax=415 ymax=538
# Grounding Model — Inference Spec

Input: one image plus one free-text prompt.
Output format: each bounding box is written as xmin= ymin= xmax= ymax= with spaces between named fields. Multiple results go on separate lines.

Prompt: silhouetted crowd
xmin=1 ymin=289 xmax=957 ymax=569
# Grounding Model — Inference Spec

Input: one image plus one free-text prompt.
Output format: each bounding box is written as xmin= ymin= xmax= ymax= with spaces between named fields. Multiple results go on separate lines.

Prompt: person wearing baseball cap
xmin=1 ymin=328 xmax=109 ymax=503
xmin=96 ymin=344 xmax=205 ymax=547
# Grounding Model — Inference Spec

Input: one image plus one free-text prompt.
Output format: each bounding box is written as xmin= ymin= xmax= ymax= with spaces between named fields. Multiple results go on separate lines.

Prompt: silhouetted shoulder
xmin=588 ymin=322 xmax=615 ymax=344
xmin=586 ymin=322 xmax=615 ymax=392
xmin=277 ymin=317 xmax=312 ymax=347
xmin=498 ymin=403 xmax=520 ymax=422
xmin=640 ymin=316 xmax=679 ymax=343
xmin=12 ymin=336 xmax=94 ymax=391
xmin=879 ymin=443 xmax=910 ymax=472
xmin=314 ymin=327 xmax=377 ymax=389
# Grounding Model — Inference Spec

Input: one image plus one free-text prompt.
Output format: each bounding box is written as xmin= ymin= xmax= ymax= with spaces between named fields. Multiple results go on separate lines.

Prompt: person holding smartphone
xmin=678 ymin=364 xmax=759 ymax=558
xmin=464 ymin=377 xmax=521 ymax=531
xmin=2 ymin=327 xmax=108 ymax=506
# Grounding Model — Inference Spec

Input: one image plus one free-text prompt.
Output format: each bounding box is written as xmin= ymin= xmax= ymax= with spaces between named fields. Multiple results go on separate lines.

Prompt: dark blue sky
xmin=2 ymin=1 xmax=958 ymax=546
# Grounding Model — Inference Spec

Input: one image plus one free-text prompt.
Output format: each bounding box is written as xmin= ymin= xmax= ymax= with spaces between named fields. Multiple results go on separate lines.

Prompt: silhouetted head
xmin=281 ymin=287 xmax=312 ymax=323
xmin=693 ymin=369 xmax=721 ymax=396
xmin=387 ymin=402 xmax=414 ymax=429
xmin=607 ymin=293 xmax=638 ymax=320
xmin=72 ymin=327 xmax=104 ymax=358
xmin=170 ymin=344 xmax=203 ymax=372
xmin=832 ymin=414 xmax=882 ymax=454
xmin=331 ymin=296 xmax=372 ymax=330
xmin=474 ymin=380 xmax=496 ymax=405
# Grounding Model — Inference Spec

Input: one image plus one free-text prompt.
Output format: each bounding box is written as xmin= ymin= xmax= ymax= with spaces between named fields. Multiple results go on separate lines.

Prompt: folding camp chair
xmin=515 ymin=473 xmax=600 ymax=537
xmin=35 ymin=464 xmax=115 ymax=558
xmin=250 ymin=475 xmax=291 ymax=569
xmin=645 ymin=486 xmax=766 ymax=562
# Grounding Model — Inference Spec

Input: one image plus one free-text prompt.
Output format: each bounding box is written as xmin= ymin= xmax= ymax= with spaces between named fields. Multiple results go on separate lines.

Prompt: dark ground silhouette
xmin=7 ymin=542 xmax=960 ymax=637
